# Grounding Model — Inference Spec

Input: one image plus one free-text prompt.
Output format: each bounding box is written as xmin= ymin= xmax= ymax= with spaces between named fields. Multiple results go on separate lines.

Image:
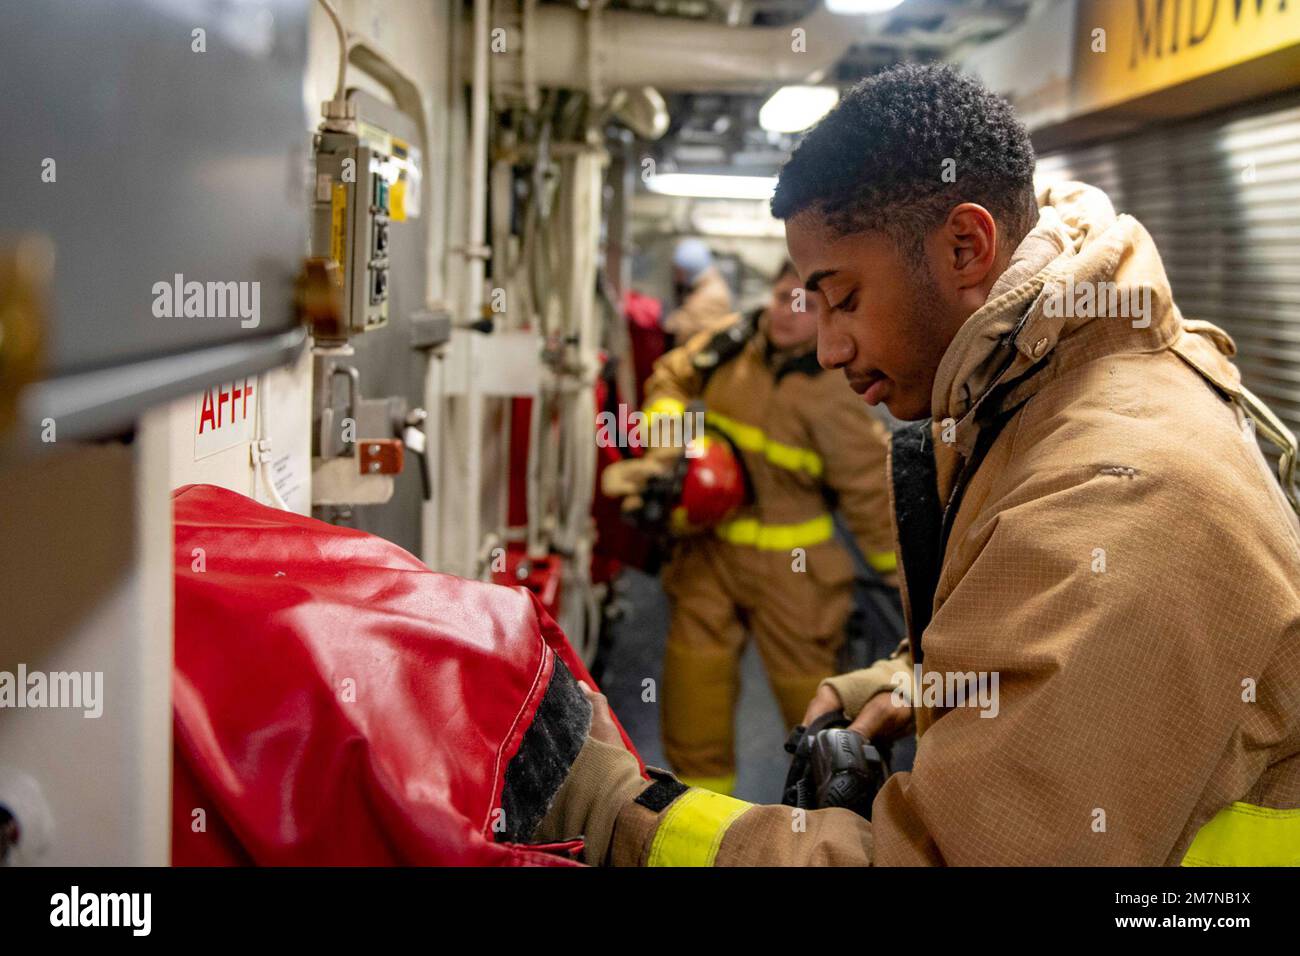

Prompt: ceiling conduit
xmin=482 ymin=3 xmax=868 ymax=96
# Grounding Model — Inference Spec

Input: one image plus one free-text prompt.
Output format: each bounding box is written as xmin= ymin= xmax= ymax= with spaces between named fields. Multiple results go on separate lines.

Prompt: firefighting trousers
xmin=659 ymin=537 xmax=856 ymax=793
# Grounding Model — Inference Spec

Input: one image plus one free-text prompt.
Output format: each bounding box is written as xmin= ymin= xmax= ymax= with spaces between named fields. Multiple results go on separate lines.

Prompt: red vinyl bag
xmin=172 ymin=484 xmax=639 ymax=866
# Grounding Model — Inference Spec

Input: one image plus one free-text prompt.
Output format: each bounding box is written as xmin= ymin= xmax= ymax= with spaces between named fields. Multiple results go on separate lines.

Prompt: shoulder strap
xmin=1234 ymin=385 xmax=1299 ymax=518
xmin=690 ymin=310 xmax=759 ymax=388
xmin=774 ymin=349 xmax=823 ymax=383
xmin=888 ymin=421 xmax=943 ymax=662
xmin=896 ymin=377 xmax=1035 ymax=662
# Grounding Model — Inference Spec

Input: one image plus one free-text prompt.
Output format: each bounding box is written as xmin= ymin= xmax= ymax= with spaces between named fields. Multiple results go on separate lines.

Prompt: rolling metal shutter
xmin=1036 ymin=91 xmax=1300 ymax=450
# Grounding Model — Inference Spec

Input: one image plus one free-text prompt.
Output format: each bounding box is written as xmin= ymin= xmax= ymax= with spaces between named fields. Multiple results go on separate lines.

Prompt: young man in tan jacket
xmin=601 ymin=262 xmax=896 ymax=795
xmin=533 ymin=64 xmax=1300 ymax=866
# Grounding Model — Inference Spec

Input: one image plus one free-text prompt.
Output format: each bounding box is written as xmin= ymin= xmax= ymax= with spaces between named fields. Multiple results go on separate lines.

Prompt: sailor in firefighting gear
xmin=663 ymin=238 xmax=736 ymax=342
xmin=601 ymin=260 xmax=896 ymax=795
xmin=531 ymin=64 xmax=1300 ymax=867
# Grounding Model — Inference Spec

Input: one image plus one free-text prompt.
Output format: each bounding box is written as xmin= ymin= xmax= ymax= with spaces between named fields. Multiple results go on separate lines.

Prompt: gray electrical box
xmin=312 ymin=133 xmax=389 ymax=335
xmin=0 ymin=0 xmax=310 ymax=444
xmin=309 ymin=92 xmax=433 ymax=555
xmin=310 ymin=108 xmax=426 ymax=337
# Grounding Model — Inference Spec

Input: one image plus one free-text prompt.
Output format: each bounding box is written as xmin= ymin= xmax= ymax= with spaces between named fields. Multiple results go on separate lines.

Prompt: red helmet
xmin=670 ymin=433 xmax=748 ymax=533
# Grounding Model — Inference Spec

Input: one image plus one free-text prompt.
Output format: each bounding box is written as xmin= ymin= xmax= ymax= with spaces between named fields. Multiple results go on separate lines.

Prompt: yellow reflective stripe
xmin=705 ymin=410 xmax=765 ymax=454
xmin=705 ymin=411 xmax=824 ymax=479
xmin=764 ymin=440 xmax=824 ymax=478
xmin=1181 ymin=802 xmax=1300 ymax=867
xmin=677 ymin=773 xmax=737 ymax=796
xmin=716 ymin=513 xmax=835 ymax=550
xmin=867 ymin=550 xmax=897 ymax=574
xmin=643 ymin=396 xmax=686 ymax=423
xmin=646 ymin=789 xmax=752 ymax=867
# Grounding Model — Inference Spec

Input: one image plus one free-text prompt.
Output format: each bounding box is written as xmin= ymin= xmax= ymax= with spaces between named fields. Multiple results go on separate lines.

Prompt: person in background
xmin=663 ymin=238 xmax=735 ymax=342
xmin=602 ymin=259 xmax=896 ymax=796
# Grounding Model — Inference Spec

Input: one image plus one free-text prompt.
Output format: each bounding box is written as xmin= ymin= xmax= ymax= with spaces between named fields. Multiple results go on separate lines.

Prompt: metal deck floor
xmin=598 ymin=567 xmax=793 ymax=803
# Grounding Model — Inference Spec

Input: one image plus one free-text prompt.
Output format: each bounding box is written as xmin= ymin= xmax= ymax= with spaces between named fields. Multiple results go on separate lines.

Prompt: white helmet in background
xmin=672 ymin=238 xmax=713 ymax=285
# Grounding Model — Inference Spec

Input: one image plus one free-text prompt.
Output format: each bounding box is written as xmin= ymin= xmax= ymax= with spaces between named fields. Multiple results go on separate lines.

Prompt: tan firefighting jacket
xmin=594 ymin=181 xmax=1300 ymax=866
xmin=642 ymin=309 xmax=896 ymax=580
xmin=663 ymin=266 xmax=735 ymax=339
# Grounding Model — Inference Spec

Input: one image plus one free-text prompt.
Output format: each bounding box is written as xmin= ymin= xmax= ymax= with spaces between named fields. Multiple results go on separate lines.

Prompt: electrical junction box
xmin=309 ymin=91 xmax=429 ymax=556
xmin=311 ymin=116 xmax=421 ymax=337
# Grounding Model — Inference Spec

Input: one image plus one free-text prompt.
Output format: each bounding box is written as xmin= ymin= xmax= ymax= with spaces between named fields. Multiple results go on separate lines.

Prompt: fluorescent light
xmin=759 ymin=85 xmax=839 ymax=133
xmin=645 ymin=173 xmax=777 ymax=200
xmin=825 ymin=0 xmax=905 ymax=13
xmin=690 ymin=215 xmax=787 ymax=238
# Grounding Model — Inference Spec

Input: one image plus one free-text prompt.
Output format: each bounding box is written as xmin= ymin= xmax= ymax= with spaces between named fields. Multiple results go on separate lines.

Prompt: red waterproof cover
xmin=171 ymin=484 xmax=639 ymax=866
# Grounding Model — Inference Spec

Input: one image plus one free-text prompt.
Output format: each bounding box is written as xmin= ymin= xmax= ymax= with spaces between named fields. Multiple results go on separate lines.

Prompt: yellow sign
xmin=1074 ymin=0 xmax=1300 ymax=112
xmin=389 ymin=178 xmax=406 ymax=222
xmin=330 ymin=182 xmax=347 ymax=268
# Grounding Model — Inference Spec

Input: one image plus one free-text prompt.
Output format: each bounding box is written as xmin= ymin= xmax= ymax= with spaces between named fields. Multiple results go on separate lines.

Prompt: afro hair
xmin=771 ymin=63 xmax=1038 ymax=260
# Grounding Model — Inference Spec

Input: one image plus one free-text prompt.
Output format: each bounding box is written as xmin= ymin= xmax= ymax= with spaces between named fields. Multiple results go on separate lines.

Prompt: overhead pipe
xmin=484 ymin=4 xmax=870 ymax=96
